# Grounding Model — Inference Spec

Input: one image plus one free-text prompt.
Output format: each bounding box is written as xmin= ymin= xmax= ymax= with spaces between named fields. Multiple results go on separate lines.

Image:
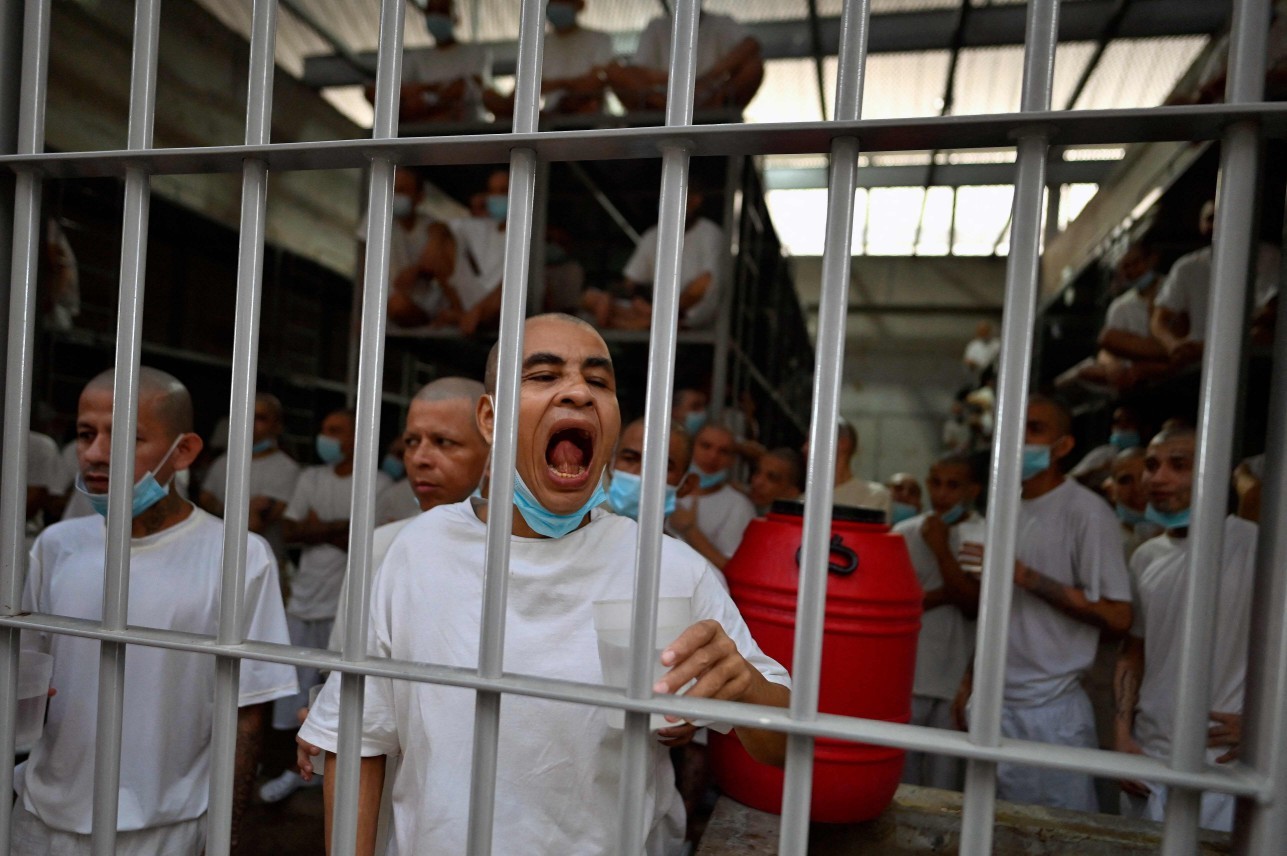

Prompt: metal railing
xmin=1 ymin=0 xmax=1286 ymax=854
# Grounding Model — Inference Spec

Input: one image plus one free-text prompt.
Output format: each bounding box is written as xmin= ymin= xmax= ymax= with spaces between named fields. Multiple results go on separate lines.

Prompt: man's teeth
xmin=551 ymin=462 xmax=587 ymax=477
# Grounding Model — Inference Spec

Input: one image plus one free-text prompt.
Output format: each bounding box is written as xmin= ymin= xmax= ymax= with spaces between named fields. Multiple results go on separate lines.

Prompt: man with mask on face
xmin=381 ymin=0 xmax=490 ymax=124
xmin=14 ymin=368 xmax=296 ymax=854
xmin=262 ymin=409 xmax=393 ymax=803
xmin=607 ymin=416 xmax=694 ymax=522
xmin=452 ymin=169 xmax=511 ymax=336
xmin=1115 ymin=423 xmax=1256 ymax=831
xmin=297 ymin=314 xmax=789 ymax=855
xmin=1106 ymin=446 xmax=1158 ymax=561
xmin=485 ymin=0 xmax=615 ymax=117
xmin=198 ymin=392 xmax=300 ymax=577
xmin=885 ymin=472 xmax=922 ymax=526
xmin=896 ymin=454 xmax=982 ymax=790
xmin=582 ymin=186 xmax=726 ymax=330
xmin=954 ymin=394 xmax=1132 ymax=812
xmin=670 ymin=422 xmax=756 ymax=581
xmin=672 ymin=388 xmax=709 ymax=437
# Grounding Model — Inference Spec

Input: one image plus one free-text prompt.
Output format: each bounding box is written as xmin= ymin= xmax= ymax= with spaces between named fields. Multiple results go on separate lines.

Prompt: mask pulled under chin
xmin=77 ymin=434 xmax=183 ymax=519
xmin=512 ymin=469 xmax=607 ymax=538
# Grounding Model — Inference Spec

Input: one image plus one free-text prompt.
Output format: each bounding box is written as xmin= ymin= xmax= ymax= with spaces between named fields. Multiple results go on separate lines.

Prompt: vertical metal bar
xmin=91 ymin=0 xmax=162 ymax=851
xmin=1235 ymin=195 xmax=1287 ymax=856
xmin=612 ymin=0 xmax=700 ymax=850
xmin=0 ymin=0 xmax=50 ymax=846
xmin=205 ymin=1 xmax=278 ymax=853
xmin=330 ymin=0 xmax=405 ymax=852
xmin=777 ymin=0 xmax=870 ymax=851
xmin=1162 ymin=1 xmax=1268 ymax=851
xmin=464 ymin=0 xmax=545 ymax=852
xmin=708 ymin=154 xmax=741 ymax=426
xmin=958 ymin=2 xmax=1059 ymax=854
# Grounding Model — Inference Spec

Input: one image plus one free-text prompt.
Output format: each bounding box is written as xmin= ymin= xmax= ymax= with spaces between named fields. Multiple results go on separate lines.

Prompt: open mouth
xmin=546 ymin=426 xmax=594 ymax=481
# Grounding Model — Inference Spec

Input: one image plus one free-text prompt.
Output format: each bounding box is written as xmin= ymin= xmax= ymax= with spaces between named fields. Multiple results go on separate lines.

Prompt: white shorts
xmin=995 ymin=686 xmax=1100 ymax=812
xmin=1119 ymin=776 xmax=1235 ymax=831
xmin=10 ymin=802 xmax=205 ymax=856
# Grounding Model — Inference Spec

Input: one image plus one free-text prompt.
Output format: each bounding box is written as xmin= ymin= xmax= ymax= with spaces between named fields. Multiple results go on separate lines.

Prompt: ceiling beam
xmin=764 ymin=159 xmax=1115 ymax=191
xmin=301 ymin=0 xmax=1227 ymax=87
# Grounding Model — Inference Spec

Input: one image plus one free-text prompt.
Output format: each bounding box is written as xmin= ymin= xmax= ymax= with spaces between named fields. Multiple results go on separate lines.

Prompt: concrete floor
xmin=240 ymin=772 xmax=325 ymax=855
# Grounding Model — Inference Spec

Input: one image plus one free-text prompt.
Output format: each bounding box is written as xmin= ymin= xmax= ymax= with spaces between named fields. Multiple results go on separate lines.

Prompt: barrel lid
xmin=769 ymin=499 xmax=887 ymax=524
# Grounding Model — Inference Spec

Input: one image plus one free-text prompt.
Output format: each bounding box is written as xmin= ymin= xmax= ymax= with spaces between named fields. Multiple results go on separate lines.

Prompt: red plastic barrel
xmin=710 ymin=499 xmax=923 ymax=822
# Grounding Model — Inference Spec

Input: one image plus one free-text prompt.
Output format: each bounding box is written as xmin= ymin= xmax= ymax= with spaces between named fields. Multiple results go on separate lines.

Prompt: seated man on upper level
xmin=379 ymin=0 xmax=490 ymax=124
xmin=485 ymin=0 xmax=616 ymax=117
xmin=582 ymin=186 xmax=725 ymax=331
xmin=606 ymin=4 xmax=763 ymax=111
xmin=1150 ymin=201 xmax=1280 ymax=366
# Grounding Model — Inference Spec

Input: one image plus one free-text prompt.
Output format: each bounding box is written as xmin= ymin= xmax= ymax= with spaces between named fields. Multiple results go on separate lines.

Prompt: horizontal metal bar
xmin=2 ymin=104 xmax=1284 ymax=180
xmin=301 ymin=0 xmax=1225 ymax=86
xmin=766 ymin=159 xmax=1113 ymax=190
xmin=803 ymin=302 xmax=1005 ymax=315
xmin=0 ymin=611 xmax=1265 ymax=801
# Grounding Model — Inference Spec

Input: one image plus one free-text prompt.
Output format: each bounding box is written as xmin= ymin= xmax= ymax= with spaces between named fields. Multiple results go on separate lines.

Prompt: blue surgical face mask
xmin=381 ymin=454 xmax=406 ymax=480
xmin=1109 ymin=430 xmax=1141 ymax=451
xmin=1116 ymin=503 xmax=1147 ymax=526
xmin=607 ymin=469 xmax=677 ymax=520
xmin=512 ymin=469 xmax=606 ymax=538
xmin=252 ymin=438 xmax=275 ymax=455
xmin=1021 ymin=444 xmax=1051 ymax=481
xmin=545 ymin=242 xmax=569 ymax=265
xmin=78 ymin=434 xmax=184 ymax=519
xmin=424 ymin=12 xmax=454 ymax=42
xmin=683 ymin=410 xmax=707 ymax=436
xmin=890 ymin=501 xmax=918 ymax=525
xmin=391 ymin=193 xmax=414 ymax=219
xmin=1128 ymin=270 xmax=1157 ymax=293
xmin=316 ymin=434 xmax=345 ymax=465
xmin=546 ymin=1 xmax=577 ymax=29
xmin=691 ymin=466 xmax=727 ymax=490
xmin=1145 ymin=504 xmax=1190 ymax=531
xmin=940 ymin=502 xmax=967 ymax=525
xmin=486 ymin=194 xmax=508 ymax=223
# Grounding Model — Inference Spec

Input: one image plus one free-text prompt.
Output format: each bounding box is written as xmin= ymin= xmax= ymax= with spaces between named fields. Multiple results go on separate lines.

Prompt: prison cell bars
xmin=779 ymin=0 xmax=870 ymax=853
xmin=205 ymin=0 xmax=279 ymax=852
xmin=0 ymin=0 xmax=1286 ymax=853
xmin=0 ymin=0 xmax=49 ymax=845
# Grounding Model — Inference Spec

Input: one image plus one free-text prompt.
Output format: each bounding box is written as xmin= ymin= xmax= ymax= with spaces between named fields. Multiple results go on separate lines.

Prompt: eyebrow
xmin=523 ymin=353 xmax=615 ymax=377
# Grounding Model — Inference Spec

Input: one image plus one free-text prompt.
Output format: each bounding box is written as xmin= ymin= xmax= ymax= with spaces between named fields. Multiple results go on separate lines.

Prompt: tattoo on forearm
xmin=1115 ymin=665 xmax=1141 ymax=724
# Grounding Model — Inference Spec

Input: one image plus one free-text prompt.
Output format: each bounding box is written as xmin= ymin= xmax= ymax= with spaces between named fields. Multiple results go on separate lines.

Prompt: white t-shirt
xmin=300 ymin=501 xmax=788 ymax=856
xmin=375 ymin=480 xmax=421 ymax=527
xmin=1103 ymin=288 xmax=1153 ymax=337
xmin=622 ymin=218 xmax=725 ymax=328
xmin=1130 ymin=516 xmax=1257 ymax=761
xmin=680 ymin=483 xmax=755 ymax=560
xmin=204 ymin=448 xmax=301 ymax=567
xmin=448 ymin=217 xmax=508 ymax=312
xmin=543 ymin=26 xmax=614 ymax=82
xmin=17 ymin=509 xmax=297 ymax=834
xmin=27 ymin=432 xmax=63 ymax=495
xmin=401 ymin=42 xmax=491 ymax=120
xmin=284 ymin=465 xmax=393 ymax=621
xmin=632 ymin=12 xmax=750 ymax=77
xmin=1006 ymin=479 xmax=1132 ymax=706
xmin=1154 ymin=243 xmax=1281 ymax=342
xmin=328 ymin=516 xmax=416 ymax=653
xmin=832 ymin=477 xmax=893 ymax=520
xmin=357 ymin=211 xmax=442 ymax=317
xmin=963 ymin=337 xmax=1001 ymax=373
xmin=894 ymin=512 xmax=979 ymax=701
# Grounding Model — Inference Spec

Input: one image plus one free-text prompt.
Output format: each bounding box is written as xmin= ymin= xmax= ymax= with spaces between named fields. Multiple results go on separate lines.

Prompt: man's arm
xmin=922 ymin=516 xmax=981 ymax=619
xmin=323 ymin=753 xmax=387 ymax=856
xmin=669 ymin=506 xmax=731 ymax=570
xmin=1149 ymin=305 xmax=1189 ymax=354
xmin=247 ymin=497 xmax=288 ymax=534
xmin=281 ymin=510 xmax=349 ymax=550
xmin=656 ymin=620 xmax=790 ymax=766
xmin=1097 ymin=328 xmax=1169 ymax=363
xmin=1114 ymin=636 xmax=1150 ymax=796
xmin=1013 ymin=560 xmax=1133 ymax=636
xmin=232 ymin=703 xmax=267 ymax=852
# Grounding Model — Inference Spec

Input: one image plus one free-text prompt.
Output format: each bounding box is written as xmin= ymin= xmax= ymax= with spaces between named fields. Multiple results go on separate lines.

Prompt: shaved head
xmin=484 ymin=313 xmax=605 ymax=394
xmin=414 ymin=376 xmax=485 ymax=405
xmin=255 ymin=392 xmax=284 ymax=424
xmin=86 ymin=366 xmax=193 ymax=438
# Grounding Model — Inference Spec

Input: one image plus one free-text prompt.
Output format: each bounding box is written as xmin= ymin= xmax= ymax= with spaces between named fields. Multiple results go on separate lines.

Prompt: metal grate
xmin=1 ymin=1 xmax=1286 ymax=855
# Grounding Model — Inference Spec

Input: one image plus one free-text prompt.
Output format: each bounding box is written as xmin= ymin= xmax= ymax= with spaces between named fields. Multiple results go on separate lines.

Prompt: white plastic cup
xmin=16 ymin=650 xmax=53 ymax=753
xmin=956 ymin=517 xmax=987 ymax=576
xmin=593 ymin=597 xmax=692 ymax=730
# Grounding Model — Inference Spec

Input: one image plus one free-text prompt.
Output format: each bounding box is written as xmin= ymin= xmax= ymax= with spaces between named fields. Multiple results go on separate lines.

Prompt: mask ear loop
xmin=150 ymin=433 xmax=187 ymax=488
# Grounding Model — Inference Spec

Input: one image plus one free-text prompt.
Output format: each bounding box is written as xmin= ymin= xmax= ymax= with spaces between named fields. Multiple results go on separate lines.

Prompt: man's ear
xmin=172 ymin=433 xmax=204 ymax=473
xmin=676 ymin=472 xmax=699 ymax=500
xmin=1053 ymin=433 xmax=1076 ymax=463
xmin=476 ymin=395 xmax=495 ymax=447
